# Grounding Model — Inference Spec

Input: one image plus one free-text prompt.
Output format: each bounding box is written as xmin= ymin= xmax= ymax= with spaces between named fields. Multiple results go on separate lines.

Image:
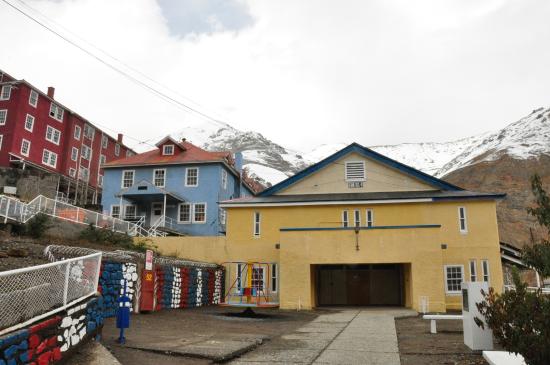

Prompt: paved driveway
xmin=231 ymin=308 xmax=416 ymax=365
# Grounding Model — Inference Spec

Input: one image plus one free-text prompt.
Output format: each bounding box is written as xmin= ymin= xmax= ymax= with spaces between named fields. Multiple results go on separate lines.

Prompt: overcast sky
xmin=1 ymin=0 xmax=549 ymax=152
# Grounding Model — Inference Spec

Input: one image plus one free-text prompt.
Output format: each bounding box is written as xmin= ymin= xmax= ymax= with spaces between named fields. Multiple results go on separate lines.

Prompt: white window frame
xmin=121 ymin=170 xmax=135 ymax=188
xmin=458 ymin=206 xmax=468 ymax=234
xmin=185 ymin=167 xmax=199 ymax=187
xmin=74 ymin=125 xmax=81 ymax=140
xmin=342 ymin=210 xmax=349 ymax=228
xmin=345 ymin=161 xmax=366 ymax=182
xmin=81 ymin=144 xmax=92 ymax=160
xmin=253 ymin=211 xmax=261 ymax=237
xmin=221 ymin=169 xmax=228 ymax=190
xmin=252 ymin=266 xmax=265 ymax=292
xmin=101 ymin=135 xmax=108 ymax=149
xmin=29 ymin=89 xmax=38 ymax=107
xmin=124 ymin=204 xmax=137 ymax=219
xmin=271 ymin=263 xmax=278 ymax=293
xmin=178 ymin=203 xmax=192 ymax=224
xmin=366 ymin=209 xmax=374 ymax=227
xmin=153 ymin=168 xmax=166 ymax=188
xmin=42 ymin=149 xmax=58 ymax=168
xmin=469 ymin=259 xmax=477 ymax=282
xmin=45 ymin=125 xmax=61 ymax=145
xmin=0 ymin=135 xmax=3 ymax=150
xmin=69 ymin=168 xmax=76 ymax=178
xmin=49 ymin=102 xmax=64 ymax=122
xmin=220 ymin=208 xmax=227 ymax=225
xmin=110 ymin=205 xmax=121 ymax=219
xmin=83 ymin=124 xmax=95 ymax=140
xmin=193 ymin=203 xmax=207 ymax=223
xmin=79 ymin=166 xmax=90 ymax=182
xmin=0 ymin=85 xmax=11 ymax=100
xmin=162 ymin=144 xmax=174 ymax=155
xmin=71 ymin=147 xmax=78 ymax=161
xmin=444 ymin=264 xmax=464 ymax=295
xmin=114 ymin=143 xmax=120 ymax=156
xmin=20 ymin=139 xmax=31 ymax=157
xmin=481 ymin=259 xmax=490 ymax=283
xmin=99 ymin=154 xmax=106 ymax=166
xmin=354 ymin=209 xmax=361 ymax=227
xmin=24 ymin=114 xmax=34 ymax=132
xmin=0 ymin=109 xmax=7 ymax=125
xmin=97 ymin=174 xmax=104 ymax=187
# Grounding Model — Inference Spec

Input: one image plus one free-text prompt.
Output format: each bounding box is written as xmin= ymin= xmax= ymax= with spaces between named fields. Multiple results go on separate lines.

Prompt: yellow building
xmin=153 ymin=143 xmax=505 ymax=313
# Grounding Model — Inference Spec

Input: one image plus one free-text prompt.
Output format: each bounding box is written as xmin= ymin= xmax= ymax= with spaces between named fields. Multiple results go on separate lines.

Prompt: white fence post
xmin=53 ymin=198 xmax=57 ymax=217
xmin=4 ymin=199 xmax=9 ymax=223
xmin=75 ymin=207 xmax=80 ymax=223
xmin=95 ymin=212 xmax=99 ymax=227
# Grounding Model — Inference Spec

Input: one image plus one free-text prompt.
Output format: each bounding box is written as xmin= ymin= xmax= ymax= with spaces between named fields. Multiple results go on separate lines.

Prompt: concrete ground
xmin=231 ymin=307 xmax=416 ymax=365
xmin=66 ymin=340 xmax=122 ymax=365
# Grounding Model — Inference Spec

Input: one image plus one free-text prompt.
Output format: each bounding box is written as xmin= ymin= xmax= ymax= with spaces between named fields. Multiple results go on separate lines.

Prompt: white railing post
xmin=53 ymin=198 xmax=57 ymax=217
xmin=75 ymin=207 xmax=80 ymax=223
xmin=95 ymin=212 xmax=99 ymax=227
xmin=4 ymin=199 xmax=9 ymax=223
xmin=37 ymin=196 xmax=42 ymax=212
xmin=63 ymin=262 xmax=71 ymax=306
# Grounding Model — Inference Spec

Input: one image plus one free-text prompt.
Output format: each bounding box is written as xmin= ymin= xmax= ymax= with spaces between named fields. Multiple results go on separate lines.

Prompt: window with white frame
xmin=24 ymin=114 xmax=34 ymax=131
xmin=0 ymin=85 xmax=11 ymax=100
xmin=115 ymin=143 xmax=120 ymax=156
xmin=253 ymin=211 xmax=261 ymax=236
xmin=252 ymin=267 xmax=265 ymax=291
xmin=481 ymin=260 xmax=490 ymax=282
xmin=186 ymin=167 xmax=198 ymax=186
xmin=220 ymin=208 xmax=226 ymax=225
xmin=445 ymin=265 xmax=464 ymax=294
xmin=0 ymin=110 xmax=7 ymax=125
xmin=221 ymin=170 xmax=228 ymax=189
xmin=81 ymin=144 xmax=92 ymax=160
xmin=29 ymin=89 xmax=38 ymax=107
xmin=126 ymin=150 xmax=134 ymax=157
xmin=99 ymin=154 xmax=106 ymax=166
xmin=74 ymin=125 xmax=81 ymax=140
xmin=162 ymin=144 xmax=174 ymax=155
xmin=97 ymin=175 xmax=104 ymax=187
xmin=20 ymin=139 xmax=31 ymax=157
xmin=69 ymin=168 xmax=76 ymax=178
xmin=71 ymin=147 xmax=78 ymax=161
xmin=366 ymin=209 xmax=374 ymax=227
xmin=0 ymin=135 xmax=3 ymax=150
xmin=271 ymin=263 xmax=278 ymax=292
xmin=101 ymin=135 xmax=108 ymax=149
xmin=178 ymin=203 xmax=191 ymax=223
xmin=42 ymin=149 xmax=57 ymax=168
xmin=342 ymin=210 xmax=349 ymax=227
xmin=194 ymin=203 xmax=206 ymax=223
xmin=469 ymin=260 xmax=477 ymax=281
xmin=45 ymin=125 xmax=61 ymax=145
xmin=354 ymin=209 xmax=361 ymax=227
xmin=111 ymin=205 xmax=121 ymax=218
xmin=458 ymin=207 xmax=468 ymax=233
xmin=79 ymin=166 xmax=89 ymax=182
xmin=49 ymin=102 xmax=63 ymax=121
xmin=153 ymin=169 xmax=166 ymax=187
xmin=121 ymin=170 xmax=134 ymax=188
xmin=345 ymin=161 xmax=366 ymax=181
xmin=124 ymin=205 xmax=137 ymax=219
xmin=83 ymin=124 xmax=94 ymax=140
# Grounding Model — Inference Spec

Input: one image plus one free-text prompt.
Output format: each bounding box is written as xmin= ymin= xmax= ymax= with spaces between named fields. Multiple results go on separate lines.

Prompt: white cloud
xmin=0 ymin=0 xmax=549 ymax=153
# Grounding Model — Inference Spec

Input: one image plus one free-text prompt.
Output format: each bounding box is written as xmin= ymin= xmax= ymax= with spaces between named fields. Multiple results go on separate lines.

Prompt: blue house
xmin=101 ymin=136 xmax=255 ymax=236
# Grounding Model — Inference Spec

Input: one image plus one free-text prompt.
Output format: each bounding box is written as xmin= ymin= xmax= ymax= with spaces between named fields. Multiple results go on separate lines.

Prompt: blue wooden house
xmin=101 ymin=136 xmax=255 ymax=236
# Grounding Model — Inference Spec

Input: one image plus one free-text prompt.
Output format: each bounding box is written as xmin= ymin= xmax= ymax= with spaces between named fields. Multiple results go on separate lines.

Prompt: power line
xmin=1 ymin=0 xmax=233 ymax=133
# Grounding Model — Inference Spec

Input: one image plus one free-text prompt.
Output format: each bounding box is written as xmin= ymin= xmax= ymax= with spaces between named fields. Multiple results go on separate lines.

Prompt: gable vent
xmin=345 ymin=161 xmax=366 ymax=181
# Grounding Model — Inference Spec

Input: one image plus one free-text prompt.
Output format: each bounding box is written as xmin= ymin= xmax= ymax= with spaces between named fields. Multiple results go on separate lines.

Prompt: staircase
xmin=0 ymin=195 xmax=163 ymax=237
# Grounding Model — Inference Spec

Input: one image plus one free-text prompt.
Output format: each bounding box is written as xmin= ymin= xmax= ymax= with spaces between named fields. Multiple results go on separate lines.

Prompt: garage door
xmin=316 ymin=264 xmax=403 ymax=306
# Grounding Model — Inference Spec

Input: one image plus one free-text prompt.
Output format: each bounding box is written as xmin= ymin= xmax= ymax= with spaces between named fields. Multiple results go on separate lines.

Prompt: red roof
xmin=104 ymin=139 xmax=233 ymax=168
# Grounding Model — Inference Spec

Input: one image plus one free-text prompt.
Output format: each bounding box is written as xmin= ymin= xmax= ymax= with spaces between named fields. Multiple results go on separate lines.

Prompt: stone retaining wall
xmin=0 ymin=295 xmax=103 ymax=365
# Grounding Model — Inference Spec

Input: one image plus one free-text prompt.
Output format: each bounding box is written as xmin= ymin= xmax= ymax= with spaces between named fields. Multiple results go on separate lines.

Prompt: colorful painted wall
xmin=0 ymin=295 xmax=103 ymax=365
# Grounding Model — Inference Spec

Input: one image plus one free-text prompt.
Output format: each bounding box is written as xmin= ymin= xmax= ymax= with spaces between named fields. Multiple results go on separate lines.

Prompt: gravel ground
xmin=396 ymin=315 xmax=488 ymax=365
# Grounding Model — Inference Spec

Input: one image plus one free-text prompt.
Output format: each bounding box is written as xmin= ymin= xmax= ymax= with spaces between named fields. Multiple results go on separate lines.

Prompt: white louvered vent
xmin=345 ymin=161 xmax=366 ymax=182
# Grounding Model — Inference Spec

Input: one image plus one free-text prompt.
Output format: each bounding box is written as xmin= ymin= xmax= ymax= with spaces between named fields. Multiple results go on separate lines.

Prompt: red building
xmin=0 ymin=69 xmax=135 ymax=204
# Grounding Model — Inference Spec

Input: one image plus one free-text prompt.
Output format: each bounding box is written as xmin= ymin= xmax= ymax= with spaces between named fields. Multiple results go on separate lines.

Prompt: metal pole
xmin=163 ymin=194 xmax=167 ymax=227
xmin=95 ymin=212 xmax=99 ymax=227
xmin=63 ymin=262 xmax=71 ymax=306
xmin=53 ymin=197 xmax=57 ymax=217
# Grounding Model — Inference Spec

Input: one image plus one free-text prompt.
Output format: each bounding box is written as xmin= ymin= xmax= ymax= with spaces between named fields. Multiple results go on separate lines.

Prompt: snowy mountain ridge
xmin=171 ymin=106 xmax=550 ymax=186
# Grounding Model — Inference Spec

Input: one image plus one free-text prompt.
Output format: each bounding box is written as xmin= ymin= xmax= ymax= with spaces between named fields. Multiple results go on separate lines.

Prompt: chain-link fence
xmin=0 ymin=252 xmax=102 ymax=336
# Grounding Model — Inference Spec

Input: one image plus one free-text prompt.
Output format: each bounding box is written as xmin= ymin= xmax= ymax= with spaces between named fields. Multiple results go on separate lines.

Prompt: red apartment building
xmin=0 ymin=69 xmax=135 ymax=205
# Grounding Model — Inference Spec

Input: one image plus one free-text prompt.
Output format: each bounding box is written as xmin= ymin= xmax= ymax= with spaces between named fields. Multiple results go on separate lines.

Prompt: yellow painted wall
xmin=277 ymin=152 xmax=436 ymax=195
xmin=146 ymin=200 xmax=503 ymax=313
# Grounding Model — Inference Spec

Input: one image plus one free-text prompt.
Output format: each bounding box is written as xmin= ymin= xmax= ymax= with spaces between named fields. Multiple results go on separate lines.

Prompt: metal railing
xmin=0 ymin=195 xmax=153 ymax=237
xmin=0 ymin=252 xmax=102 ymax=335
xmin=503 ymin=285 xmax=550 ymax=294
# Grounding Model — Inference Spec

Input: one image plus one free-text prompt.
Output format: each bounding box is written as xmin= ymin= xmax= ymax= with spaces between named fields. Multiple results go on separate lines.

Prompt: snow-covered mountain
xmin=171 ymin=106 xmax=550 ymax=186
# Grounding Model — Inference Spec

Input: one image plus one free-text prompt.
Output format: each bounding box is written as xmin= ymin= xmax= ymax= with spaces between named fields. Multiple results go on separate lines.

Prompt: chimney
xmin=47 ymin=87 xmax=55 ymax=99
xmin=117 ymin=133 xmax=123 ymax=143
xmin=181 ymin=138 xmax=186 ymax=143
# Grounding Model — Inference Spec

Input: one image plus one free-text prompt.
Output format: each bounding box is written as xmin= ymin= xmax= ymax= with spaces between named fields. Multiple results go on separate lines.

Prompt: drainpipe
xmin=163 ymin=193 xmax=167 ymax=227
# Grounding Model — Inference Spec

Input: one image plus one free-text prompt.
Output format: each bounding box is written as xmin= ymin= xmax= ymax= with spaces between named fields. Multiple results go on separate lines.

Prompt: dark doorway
xmin=315 ymin=264 xmax=404 ymax=306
